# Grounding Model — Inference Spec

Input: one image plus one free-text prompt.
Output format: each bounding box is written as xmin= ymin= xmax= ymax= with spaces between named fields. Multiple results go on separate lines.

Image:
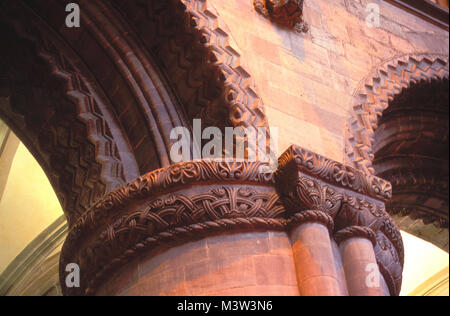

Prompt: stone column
xmin=59 ymin=145 xmax=404 ymax=296
xmin=59 ymin=161 xmax=300 ymax=296
xmin=276 ymin=145 xmax=404 ymax=297
xmin=289 ymin=211 xmax=345 ymax=296
xmin=335 ymin=226 xmax=388 ymax=296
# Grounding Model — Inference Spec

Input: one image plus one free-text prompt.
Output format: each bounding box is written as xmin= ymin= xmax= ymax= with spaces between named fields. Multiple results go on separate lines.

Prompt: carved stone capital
xmin=276 ymin=145 xmax=403 ymax=296
xmin=276 ymin=145 xmax=392 ymax=218
xmin=335 ymin=226 xmax=377 ymax=247
xmin=253 ymin=0 xmax=309 ymax=32
xmin=60 ymin=147 xmax=404 ymax=296
xmin=60 ymin=161 xmax=287 ymax=296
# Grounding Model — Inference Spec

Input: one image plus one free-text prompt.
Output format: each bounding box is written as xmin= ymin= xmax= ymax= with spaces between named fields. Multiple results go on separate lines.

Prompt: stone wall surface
xmin=208 ymin=0 xmax=449 ymax=163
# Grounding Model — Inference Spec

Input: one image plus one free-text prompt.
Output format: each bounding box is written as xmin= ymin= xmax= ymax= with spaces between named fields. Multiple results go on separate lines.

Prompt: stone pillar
xmin=97 ymin=231 xmax=300 ymax=296
xmin=335 ymin=226 xmax=387 ymax=296
xmin=59 ymin=161 xmax=299 ymax=296
xmin=289 ymin=211 xmax=345 ymax=296
xmin=276 ymin=145 xmax=404 ymax=297
xmin=59 ymin=146 xmax=404 ymax=296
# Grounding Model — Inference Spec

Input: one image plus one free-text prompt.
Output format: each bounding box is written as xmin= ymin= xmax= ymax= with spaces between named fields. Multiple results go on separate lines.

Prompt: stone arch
xmin=346 ymin=53 xmax=449 ymax=175
xmin=346 ymin=54 xmax=449 ymax=250
xmin=0 ymin=0 xmax=269 ymax=225
xmin=373 ymin=77 xmax=449 ymax=250
xmin=115 ymin=0 xmax=269 ymax=131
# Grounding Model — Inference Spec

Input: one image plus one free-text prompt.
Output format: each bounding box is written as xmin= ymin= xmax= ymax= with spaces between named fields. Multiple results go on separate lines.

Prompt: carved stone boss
xmin=253 ymin=0 xmax=309 ymax=32
xmin=60 ymin=145 xmax=403 ymax=296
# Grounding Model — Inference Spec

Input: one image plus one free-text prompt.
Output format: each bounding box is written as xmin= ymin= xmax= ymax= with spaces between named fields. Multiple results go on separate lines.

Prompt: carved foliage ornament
xmin=277 ymin=145 xmax=393 ymax=202
xmin=276 ymin=146 xmax=403 ymax=295
xmin=253 ymin=0 xmax=309 ymax=32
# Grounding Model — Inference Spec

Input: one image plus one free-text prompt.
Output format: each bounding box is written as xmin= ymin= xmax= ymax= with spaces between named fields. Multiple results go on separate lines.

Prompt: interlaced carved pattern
xmin=60 ymin=161 xmax=282 ymax=295
xmin=277 ymin=145 xmax=393 ymax=202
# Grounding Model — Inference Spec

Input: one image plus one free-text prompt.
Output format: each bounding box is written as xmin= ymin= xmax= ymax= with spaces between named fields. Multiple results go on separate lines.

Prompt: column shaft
xmin=336 ymin=227 xmax=388 ymax=296
xmin=290 ymin=211 xmax=344 ymax=296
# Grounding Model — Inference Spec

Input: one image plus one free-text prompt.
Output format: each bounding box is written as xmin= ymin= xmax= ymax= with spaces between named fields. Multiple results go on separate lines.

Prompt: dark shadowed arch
xmin=374 ymin=78 xmax=449 ymax=251
xmin=347 ymin=55 xmax=449 ymax=251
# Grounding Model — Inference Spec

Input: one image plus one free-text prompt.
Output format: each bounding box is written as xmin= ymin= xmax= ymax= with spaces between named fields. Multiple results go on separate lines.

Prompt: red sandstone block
xmin=97 ymin=260 xmax=139 ymax=296
xmin=300 ymin=275 xmax=343 ymax=296
xmin=309 ymin=25 xmax=345 ymax=56
xmin=125 ymin=266 xmax=187 ymax=296
xmin=247 ymin=33 xmax=283 ymax=66
xmin=183 ymin=255 xmax=258 ymax=295
xmin=138 ymin=239 xmax=208 ymax=278
xmin=268 ymin=231 xmax=293 ymax=254
xmin=253 ymin=254 xmax=298 ymax=286
xmin=206 ymin=232 xmax=270 ymax=259
xmin=340 ymin=238 xmax=377 ymax=262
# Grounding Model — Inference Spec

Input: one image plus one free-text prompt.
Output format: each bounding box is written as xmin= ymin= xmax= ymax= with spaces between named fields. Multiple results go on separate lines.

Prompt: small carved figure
xmin=253 ymin=0 xmax=309 ymax=32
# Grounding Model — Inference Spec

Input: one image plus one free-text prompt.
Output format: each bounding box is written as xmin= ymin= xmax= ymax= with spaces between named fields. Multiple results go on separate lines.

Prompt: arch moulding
xmin=346 ymin=53 xmax=449 ymax=175
xmin=346 ymin=53 xmax=449 ymax=250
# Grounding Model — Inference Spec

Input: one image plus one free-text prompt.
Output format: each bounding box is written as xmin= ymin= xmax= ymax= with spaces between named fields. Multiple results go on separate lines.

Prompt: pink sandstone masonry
xmin=207 ymin=0 xmax=449 ymax=164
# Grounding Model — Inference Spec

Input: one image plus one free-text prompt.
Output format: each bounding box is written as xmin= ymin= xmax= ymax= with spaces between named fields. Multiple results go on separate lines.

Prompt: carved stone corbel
xmin=253 ymin=0 xmax=309 ymax=32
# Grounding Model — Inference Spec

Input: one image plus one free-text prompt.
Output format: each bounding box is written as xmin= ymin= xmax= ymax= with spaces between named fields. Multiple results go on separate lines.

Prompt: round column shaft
xmin=289 ymin=211 xmax=345 ymax=296
xmin=335 ymin=227 xmax=389 ymax=296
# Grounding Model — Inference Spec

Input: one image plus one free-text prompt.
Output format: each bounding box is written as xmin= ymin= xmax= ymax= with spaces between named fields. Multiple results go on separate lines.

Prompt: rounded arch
xmin=346 ymin=53 xmax=449 ymax=175
xmin=346 ymin=54 xmax=449 ymax=251
xmin=0 ymin=0 xmax=269 ymax=225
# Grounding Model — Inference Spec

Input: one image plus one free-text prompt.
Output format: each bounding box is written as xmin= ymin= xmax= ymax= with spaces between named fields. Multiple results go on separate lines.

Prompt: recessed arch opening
xmin=373 ymin=78 xmax=449 ymax=251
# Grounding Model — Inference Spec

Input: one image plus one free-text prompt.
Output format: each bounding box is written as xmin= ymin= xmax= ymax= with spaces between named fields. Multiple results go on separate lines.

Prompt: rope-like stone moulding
xmin=63 ymin=161 xmax=275 ymax=245
xmin=83 ymin=217 xmax=290 ymax=296
xmin=289 ymin=210 xmax=335 ymax=233
xmin=276 ymin=145 xmax=403 ymax=296
xmin=335 ymin=226 xmax=377 ymax=248
xmin=335 ymin=226 xmax=398 ymax=296
xmin=346 ymin=53 xmax=449 ymax=175
xmin=71 ymin=211 xmax=333 ymax=296
xmin=61 ymin=150 xmax=404 ymax=296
